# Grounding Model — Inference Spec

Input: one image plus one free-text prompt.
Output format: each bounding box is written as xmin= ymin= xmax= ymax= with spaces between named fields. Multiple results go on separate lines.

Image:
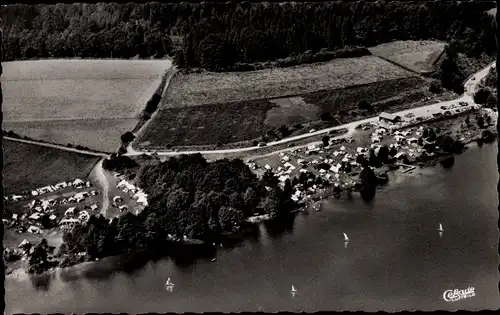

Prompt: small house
xmin=90 ymin=204 xmax=98 ymax=211
xmin=407 ymin=138 xmax=418 ymax=145
xmin=278 ymin=175 xmax=290 ymax=182
xmin=18 ymin=239 xmax=31 ymax=249
xmin=73 ymin=178 xmax=85 ymax=187
xmin=28 ymin=213 xmax=41 ymax=221
xmin=49 ymin=214 xmax=57 ymax=221
xmin=356 ymin=147 xmax=367 ymax=154
xmin=395 ymin=152 xmax=407 ymax=160
xmin=65 ymin=207 xmax=76 ymax=216
xmin=119 ymin=205 xmax=129 ymax=212
xmin=379 ymin=112 xmax=402 ymax=123
xmin=11 ymin=195 xmax=23 ymax=202
xmin=59 ymin=218 xmax=80 ymax=226
xmin=136 ymin=195 xmax=148 ymax=206
xmin=27 ymin=226 xmax=42 ymax=234
xmin=54 ymin=182 xmax=68 ymax=190
xmin=31 ymin=190 xmax=39 ymax=196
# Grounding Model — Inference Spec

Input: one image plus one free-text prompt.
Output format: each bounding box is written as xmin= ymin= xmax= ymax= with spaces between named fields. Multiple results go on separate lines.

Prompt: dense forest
xmin=56 ymin=154 xmax=295 ymax=265
xmin=0 ymin=2 xmax=496 ymax=71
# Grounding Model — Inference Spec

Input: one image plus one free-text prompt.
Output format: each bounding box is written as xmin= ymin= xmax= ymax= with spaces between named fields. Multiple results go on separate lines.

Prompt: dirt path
xmin=92 ymin=159 xmax=110 ymax=217
xmin=4 ymin=136 xmax=109 ymax=157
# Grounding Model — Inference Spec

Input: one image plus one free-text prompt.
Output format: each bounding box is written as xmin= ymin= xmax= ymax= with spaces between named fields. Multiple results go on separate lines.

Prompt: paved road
xmin=125 ymin=61 xmax=495 ymax=158
xmin=3 ymin=136 xmax=109 ymax=157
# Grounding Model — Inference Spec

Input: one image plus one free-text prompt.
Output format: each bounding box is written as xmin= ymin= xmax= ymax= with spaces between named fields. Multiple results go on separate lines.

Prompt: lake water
xmin=6 ymin=143 xmax=500 ymax=313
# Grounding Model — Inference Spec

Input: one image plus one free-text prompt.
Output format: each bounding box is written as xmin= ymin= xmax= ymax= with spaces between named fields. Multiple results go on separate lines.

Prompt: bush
xmin=358 ymin=99 xmax=372 ymax=111
xmin=429 ymin=80 xmax=442 ymax=94
xmin=319 ymin=112 xmax=334 ymax=121
xmin=474 ymin=88 xmax=491 ymax=104
xmin=121 ymin=132 xmax=136 ymax=144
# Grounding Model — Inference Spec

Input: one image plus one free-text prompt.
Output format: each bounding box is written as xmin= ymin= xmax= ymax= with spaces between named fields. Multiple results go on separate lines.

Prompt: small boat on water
xmin=437 ymin=223 xmax=444 ymax=232
xmin=165 ymin=278 xmax=174 ymax=287
xmin=211 ymin=257 xmax=216 ymax=262
xmin=343 ymin=233 xmax=349 ymax=242
xmin=291 ymin=285 xmax=297 ymax=293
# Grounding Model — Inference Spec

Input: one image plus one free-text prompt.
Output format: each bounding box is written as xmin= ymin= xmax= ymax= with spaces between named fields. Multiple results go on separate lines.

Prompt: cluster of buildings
xmin=377 ymin=101 xmax=476 ymax=130
xmin=251 ymin=118 xmax=457 ymax=204
xmin=3 ymin=183 xmax=100 ymax=235
xmin=4 ymin=178 xmax=91 ymax=204
xmin=30 ymin=178 xmax=90 ymax=197
xmin=116 ymin=179 xmax=149 ymax=214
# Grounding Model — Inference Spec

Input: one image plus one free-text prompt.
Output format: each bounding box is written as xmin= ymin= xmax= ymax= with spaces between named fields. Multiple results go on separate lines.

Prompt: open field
xmin=2 ymin=59 xmax=172 ymax=151
xmin=303 ymin=76 xmax=427 ymax=113
xmin=368 ymin=40 xmax=446 ymax=73
xmin=3 ymin=139 xmax=100 ymax=195
xmin=164 ymin=56 xmax=416 ymax=107
xmin=138 ymin=76 xmax=429 ymax=148
xmin=136 ymin=100 xmax=274 ymax=148
xmin=3 ymin=118 xmax=137 ymax=153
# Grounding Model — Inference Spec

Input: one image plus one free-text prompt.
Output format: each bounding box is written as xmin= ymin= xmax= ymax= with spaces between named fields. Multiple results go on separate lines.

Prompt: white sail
xmin=438 ymin=223 xmax=444 ymax=232
xmin=165 ymin=278 xmax=174 ymax=286
xmin=343 ymin=233 xmax=349 ymax=242
xmin=291 ymin=285 xmax=297 ymax=292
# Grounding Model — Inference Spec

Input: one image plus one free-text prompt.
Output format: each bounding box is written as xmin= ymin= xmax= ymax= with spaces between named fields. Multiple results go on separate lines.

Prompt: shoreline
xmin=5 ymin=122 xmax=496 ymax=279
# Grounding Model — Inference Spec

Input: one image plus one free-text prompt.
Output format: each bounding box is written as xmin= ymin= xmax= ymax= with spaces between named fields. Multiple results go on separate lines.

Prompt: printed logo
xmin=443 ymin=287 xmax=475 ymax=302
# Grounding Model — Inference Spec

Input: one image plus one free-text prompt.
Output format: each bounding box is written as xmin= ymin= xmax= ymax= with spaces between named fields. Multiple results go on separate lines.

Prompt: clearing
xmin=137 ymin=76 xmax=429 ymax=149
xmin=163 ymin=56 xmax=416 ymax=107
xmin=3 ymin=139 xmax=100 ymax=195
xmin=135 ymin=100 xmax=274 ymax=149
xmin=368 ymin=40 xmax=446 ymax=73
xmin=2 ymin=59 xmax=172 ymax=152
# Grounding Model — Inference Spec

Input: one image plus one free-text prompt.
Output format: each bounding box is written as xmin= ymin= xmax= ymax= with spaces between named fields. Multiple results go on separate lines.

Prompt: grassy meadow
xmin=2 ymin=59 xmax=172 ymax=152
xmin=3 ymin=139 xmax=100 ymax=195
xmin=368 ymin=40 xmax=446 ymax=73
xmin=164 ymin=56 xmax=416 ymax=107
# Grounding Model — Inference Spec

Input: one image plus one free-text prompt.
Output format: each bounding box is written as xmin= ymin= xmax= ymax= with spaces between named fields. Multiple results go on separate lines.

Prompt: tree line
xmin=58 ymin=154 xmax=296 ymax=265
xmin=0 ymin=2 xmax=496 ymax=71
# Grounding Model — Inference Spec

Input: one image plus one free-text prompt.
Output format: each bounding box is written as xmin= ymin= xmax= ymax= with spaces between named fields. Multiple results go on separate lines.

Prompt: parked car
xmin=440 ymin=105 xmax=448 ymax=110
xmin=258 ymin=142 xmax=267 ymax=147
xmin=444 ymin=111 xmax=452 ymax=116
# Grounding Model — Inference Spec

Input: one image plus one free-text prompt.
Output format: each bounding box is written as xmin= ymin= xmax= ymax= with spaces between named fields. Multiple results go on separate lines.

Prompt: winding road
xmin=125 ymin=61 xmax=496 ymax=158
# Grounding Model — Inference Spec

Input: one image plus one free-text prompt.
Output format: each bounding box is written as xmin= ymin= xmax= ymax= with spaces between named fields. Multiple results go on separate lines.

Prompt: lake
xmin=6 ymin=142 xmax=500 ymax=313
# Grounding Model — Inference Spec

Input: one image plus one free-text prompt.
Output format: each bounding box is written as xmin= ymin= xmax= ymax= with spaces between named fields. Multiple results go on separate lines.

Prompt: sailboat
xmin=437 ymin=223 xmax=444 ymax=232
xmin=165 ymin=277 xmax=174 ymax=287
xmin=291 ymin=285 xmax=297 ymax=293
xmin=343 ymin=233 xmax=350 ymax=242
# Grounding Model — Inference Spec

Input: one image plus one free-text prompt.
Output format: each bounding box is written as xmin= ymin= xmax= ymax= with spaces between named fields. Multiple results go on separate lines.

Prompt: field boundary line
xmin=4 ymin=136 xmax=109 ymax=157
xmin=372 ymin=55 xmax=433 ymax=78
xmin=130 ymin=66 xmax=178 ymax=146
